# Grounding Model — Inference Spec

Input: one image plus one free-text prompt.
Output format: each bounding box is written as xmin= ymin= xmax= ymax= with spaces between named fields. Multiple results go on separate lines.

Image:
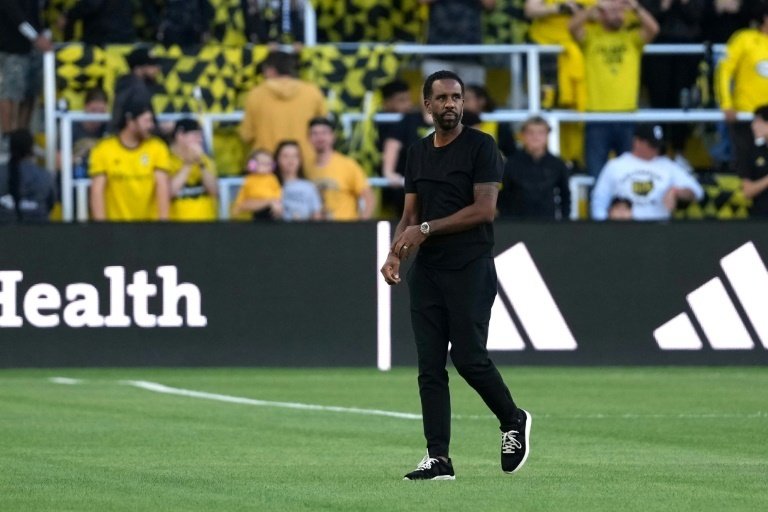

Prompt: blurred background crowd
xmin=1 ymin=0 xmax=767 ymax=224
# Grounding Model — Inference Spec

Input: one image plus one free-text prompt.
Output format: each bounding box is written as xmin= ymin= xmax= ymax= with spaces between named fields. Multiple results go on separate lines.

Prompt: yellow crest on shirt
xmin=632 ymin=180 xmax=654 ymax=197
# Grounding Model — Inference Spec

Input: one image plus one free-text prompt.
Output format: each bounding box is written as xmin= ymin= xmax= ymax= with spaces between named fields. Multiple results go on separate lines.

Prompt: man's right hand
xmin=723 ymin=109 xmax=738 ymax=123
xmin=380 ymin=253 xmax=402 ymax=285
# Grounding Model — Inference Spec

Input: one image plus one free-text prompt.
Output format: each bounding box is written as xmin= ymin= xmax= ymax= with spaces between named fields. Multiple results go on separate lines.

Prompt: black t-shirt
xmin=740 ymin=143 xmax=768 ymax=217
xmin=385 ymin=112 xmax=434 ymax=178
xmin=405 ymin=126 xmax=503 ymax=269
xmin=498 ymin=150 xmax=571 ymax=219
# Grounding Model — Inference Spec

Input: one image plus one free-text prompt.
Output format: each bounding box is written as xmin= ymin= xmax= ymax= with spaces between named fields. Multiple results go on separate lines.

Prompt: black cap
xmin=754 ymin=104 xmax=768 ymax=122
xmin=173 ymin=118 xmax=201 ymax=136
xmin=634 ymin=124 xmax=665 ymax=149
xmin=126 ymin=48 xmax=158 ymax=69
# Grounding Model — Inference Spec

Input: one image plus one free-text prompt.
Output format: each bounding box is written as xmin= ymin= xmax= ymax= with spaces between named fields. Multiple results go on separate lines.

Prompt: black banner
xmin=392 ymin=222 xmax=768 ymax=366
xmin=1 ymin=222 xmax=767 ymax=367
xmin=0 ymin=223 xmax=377 ymax=367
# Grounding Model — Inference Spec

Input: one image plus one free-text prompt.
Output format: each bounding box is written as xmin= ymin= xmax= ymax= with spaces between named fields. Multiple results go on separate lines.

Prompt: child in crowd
xmin=274 ymin=140 xmax=322 ymax=221
xmin=608 ymin=196 xmax=633 ymax=221
xmin=232 ymin=148 xmax=282 ymax=221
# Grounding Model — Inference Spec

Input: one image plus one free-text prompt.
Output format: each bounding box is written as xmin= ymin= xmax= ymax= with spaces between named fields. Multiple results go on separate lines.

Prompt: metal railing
xmin=47 ymin=41 xmax=742 ymax=222
xmin=58 ymin=105 xmax=753 ymax=222
xmin=44 ymin=42 xmax=728 ymax=176
xmin=342 ymin=108 xmax=753 ymax=157
xmin=58 ymin=110 xmax=390 ymax=222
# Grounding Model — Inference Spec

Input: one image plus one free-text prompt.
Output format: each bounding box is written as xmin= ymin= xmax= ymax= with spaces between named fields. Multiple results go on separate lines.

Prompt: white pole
xmin=60 ymin=114 xmax=74 ymax=222
xmin=510 ymin=53 xmax=524 ymax=109
xmin=43 ymin=51 xmax=57 ymax=173
xmin=526 ymin=47 xmax=541 ymax=113
xmin=376 ymin=221 xmax=392 ymax=371
xmin=304 ymin=1 xmax=317 ymax=47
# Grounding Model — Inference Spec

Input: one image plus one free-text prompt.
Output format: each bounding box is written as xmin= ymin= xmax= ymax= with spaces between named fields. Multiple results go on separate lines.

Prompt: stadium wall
xmin=1 ymin=223 xmax=767 ymax=368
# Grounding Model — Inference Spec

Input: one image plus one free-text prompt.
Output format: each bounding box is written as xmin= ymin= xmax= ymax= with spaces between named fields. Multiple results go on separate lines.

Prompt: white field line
xmin=47 ymin=378 xmax=768 ymax=421
xmin=122 ymin=380 xmax=423 ymax=420
xmin=48 ymin=377 xmax=83 ymax=385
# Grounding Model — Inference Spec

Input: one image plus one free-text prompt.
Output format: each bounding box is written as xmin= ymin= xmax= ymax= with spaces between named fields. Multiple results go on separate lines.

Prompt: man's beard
xmin=435 ymin=111 xmax=461 ymax=131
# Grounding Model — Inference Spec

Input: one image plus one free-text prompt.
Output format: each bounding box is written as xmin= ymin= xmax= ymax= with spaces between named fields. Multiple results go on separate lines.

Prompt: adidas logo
xmin=654 ymin=242 xmax=768 ymax=351
xmin=488 ymin=243 xmax=577 ymax=351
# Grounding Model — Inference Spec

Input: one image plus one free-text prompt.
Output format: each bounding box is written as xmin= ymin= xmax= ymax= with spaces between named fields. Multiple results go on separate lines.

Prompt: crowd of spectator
xmin=1 ymin=0 xmax=768 ymax=224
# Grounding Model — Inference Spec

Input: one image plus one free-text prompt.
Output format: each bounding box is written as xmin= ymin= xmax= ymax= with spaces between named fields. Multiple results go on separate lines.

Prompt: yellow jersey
xmin=717 ymin=29 xmax=768 ymax=112
xmin=168 ymin=153 xmax=218 ymax=222
xmin=312 ymin=152 xmax=369 ymax=221
xmin=583 ymin=24 xmax=644 ymax=111
xmin=88 ymin=136 xmax=171 ymax=221
xmin=231 ymin=173 xmax=282 ymax=221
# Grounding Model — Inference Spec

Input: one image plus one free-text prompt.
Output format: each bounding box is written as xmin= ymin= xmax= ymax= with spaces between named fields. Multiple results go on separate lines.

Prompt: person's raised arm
xmin=625 ymin=0 xmax=660 ymax=43
xmin=201 ymin=161 xmax=218 ymax=197
xmin=525 ymin=0 xmax=579 ymax=18
xmin=569 ymin=3 xmax=595 ymax=43
xmin=169 ymin=164 xmax=192 ymax=197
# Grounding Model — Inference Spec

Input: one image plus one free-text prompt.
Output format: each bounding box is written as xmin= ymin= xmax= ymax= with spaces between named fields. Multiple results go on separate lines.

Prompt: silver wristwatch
xmin=420 ymin=221 xmax=431 ymax=236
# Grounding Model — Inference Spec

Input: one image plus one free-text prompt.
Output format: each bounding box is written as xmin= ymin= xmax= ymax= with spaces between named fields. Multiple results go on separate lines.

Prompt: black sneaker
xmin=501 ymin=408 xmax=531 ymax=474
xmin=403 ymin=454 xmax=456 ymax=480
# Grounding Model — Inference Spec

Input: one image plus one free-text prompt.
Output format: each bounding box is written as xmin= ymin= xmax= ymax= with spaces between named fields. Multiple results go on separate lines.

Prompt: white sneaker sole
xmin=503 ymin=409 xmax=531 ymax=474
xmin=403 ymin=475 xmax=456 ymax=481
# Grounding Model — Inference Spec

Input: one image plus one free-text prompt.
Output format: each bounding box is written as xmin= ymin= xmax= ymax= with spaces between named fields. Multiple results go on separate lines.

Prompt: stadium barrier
xmin=58 ymin=111 xmax=390 ymax=222
xmin=58 ymin=109 xmax=752 ymax=222
xmin=46 ymin=42 xmax=734 ymax=191
xmin=1 ymin=221 xmax=767 ymax=368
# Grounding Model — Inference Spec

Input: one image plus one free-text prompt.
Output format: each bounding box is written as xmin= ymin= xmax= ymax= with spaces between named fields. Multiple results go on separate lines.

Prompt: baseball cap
xmin=634 ymin=124 xmax=665 ymax=149
xmin=126 ymin=48 xmax=158 ymax=69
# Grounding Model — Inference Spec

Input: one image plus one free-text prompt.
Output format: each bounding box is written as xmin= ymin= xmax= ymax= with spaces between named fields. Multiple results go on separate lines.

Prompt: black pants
xmin=642 ymin=54 xmax=700 ymax=153
xmin=407 ymin=257 xmax=517 ymax=458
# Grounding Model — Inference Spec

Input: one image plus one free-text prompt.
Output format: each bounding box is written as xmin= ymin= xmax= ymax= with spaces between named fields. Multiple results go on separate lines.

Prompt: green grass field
xmin=1 ymin=367 xmax=766 ymax=511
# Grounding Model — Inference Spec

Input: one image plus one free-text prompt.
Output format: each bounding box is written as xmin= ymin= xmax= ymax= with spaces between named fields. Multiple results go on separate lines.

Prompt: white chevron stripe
xmin=495 ymin=243 xmax=577 ymax=350
xmin=720 ymin=242 xmax=768 ymax=349
xmin=654 ymin=313 xmax=702 ymax=350
xmin=687 ymin=278 xmax=754 ymax=350
xmin=487 ymin=292 xmax=526 ymax=351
